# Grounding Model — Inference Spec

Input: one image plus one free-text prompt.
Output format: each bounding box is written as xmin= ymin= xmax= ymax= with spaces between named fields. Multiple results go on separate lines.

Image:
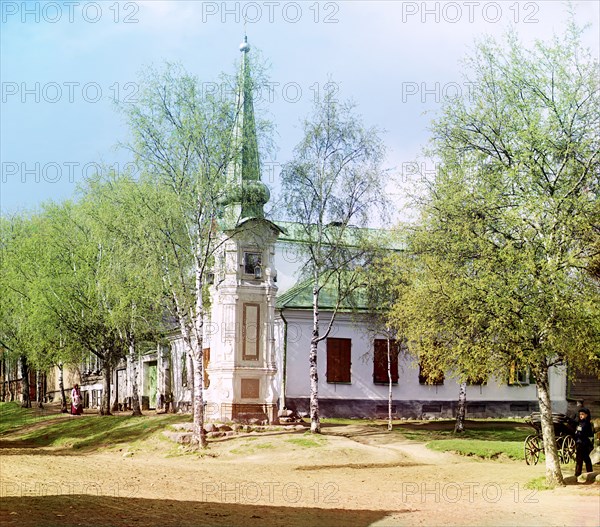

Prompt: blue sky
xmin=1 ymin=1 xmax=599 ymax=218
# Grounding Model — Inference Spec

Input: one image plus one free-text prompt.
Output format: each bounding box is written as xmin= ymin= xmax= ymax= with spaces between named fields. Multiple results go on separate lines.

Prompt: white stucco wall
xmin=276 ymin=310 xmax=567 ymax=408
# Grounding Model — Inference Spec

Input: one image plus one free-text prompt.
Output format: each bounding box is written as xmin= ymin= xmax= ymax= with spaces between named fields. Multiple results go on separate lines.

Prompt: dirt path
xmin=1 ymin=421 xmax=598 ymax=526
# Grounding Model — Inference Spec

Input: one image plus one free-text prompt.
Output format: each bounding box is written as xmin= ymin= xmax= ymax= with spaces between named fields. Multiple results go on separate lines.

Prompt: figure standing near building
xmin=574 ymin=407 xmax=594 ymax=478
xmin=71 ymin=384 xmax=83 ymax=415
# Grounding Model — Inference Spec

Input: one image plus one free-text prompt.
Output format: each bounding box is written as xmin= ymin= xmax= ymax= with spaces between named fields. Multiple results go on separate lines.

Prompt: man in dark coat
xmin=574 ymin=407 xmax=594 ymax=477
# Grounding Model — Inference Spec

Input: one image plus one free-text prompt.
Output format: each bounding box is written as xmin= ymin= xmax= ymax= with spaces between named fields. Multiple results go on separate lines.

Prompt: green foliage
xmin=280 ymin=89 xmax=390 ymax=433
xmin=389 ymin=21 xmax=600 ymax=383
xmin=387 ymin=19 xmax=599 ymax=485
xmin=77 ymin=173 xmax=167 ymax=338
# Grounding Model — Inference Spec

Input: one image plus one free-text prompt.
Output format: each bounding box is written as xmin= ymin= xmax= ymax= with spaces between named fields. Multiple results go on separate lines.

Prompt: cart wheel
xmin=525 ymin=434 xmax=542 ymax=465
xmin=557 ymin=436 xmax=567 ymax=464
xmin=560 ymin=436 xmax=576 ymax=464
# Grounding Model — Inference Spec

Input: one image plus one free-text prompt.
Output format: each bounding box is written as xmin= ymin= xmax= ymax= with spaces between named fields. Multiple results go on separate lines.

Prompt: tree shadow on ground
xmin=0 ymin=495 xmax=403 ymax=527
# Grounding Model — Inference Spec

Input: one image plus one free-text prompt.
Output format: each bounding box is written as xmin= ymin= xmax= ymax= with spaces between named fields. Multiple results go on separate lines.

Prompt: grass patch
xmin=285 ymin=436 xmax=326 ymax=448
xmin=320 ymin=417 xmax=379 ymax=426
xmin=395 ymin=421 xmax=531 ymax=443
xmin=396 ymin=420 xmax=531 ymax=461
xmin=524 ymin=476 xmax=554 ymax=491
xmin=229 ymin=441 xmax=273 ymax=455
xmin=427 ymin=439 xmax=525 ymax=460
xmin=7 ymin=412 xmax=187 ymax=451
xmin=0 ymin=402 xmax=64 ymax=435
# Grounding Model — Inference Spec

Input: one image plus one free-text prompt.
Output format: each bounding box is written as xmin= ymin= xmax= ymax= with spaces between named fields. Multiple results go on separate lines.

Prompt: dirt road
xmin=1 ymin=420 xmax=598 ymax=526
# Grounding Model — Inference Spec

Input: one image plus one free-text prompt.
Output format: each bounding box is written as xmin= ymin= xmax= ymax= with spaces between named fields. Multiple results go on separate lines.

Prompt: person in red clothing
xmin=71 ymin=384 xmax=83 ymax=415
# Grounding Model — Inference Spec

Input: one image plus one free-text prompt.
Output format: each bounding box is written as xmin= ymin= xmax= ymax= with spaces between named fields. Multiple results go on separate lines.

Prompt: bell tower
xmin=205 ymin=37 xmax=284 ymax=423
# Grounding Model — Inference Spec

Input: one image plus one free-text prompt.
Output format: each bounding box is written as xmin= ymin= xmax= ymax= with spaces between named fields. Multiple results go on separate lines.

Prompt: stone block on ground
xmin=577 ymin=472 xmax=598 ymax=483
xmin=163 ymin=431 xmax=192 ymax=445
xmin=170 ymin=423 xmax=193 ymax=432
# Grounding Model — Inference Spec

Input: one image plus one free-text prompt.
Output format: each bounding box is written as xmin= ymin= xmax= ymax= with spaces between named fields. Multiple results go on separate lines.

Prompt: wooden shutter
xmin=373 ymin=339 xmax=399 ymax=384
xmin=327 ymin=338 xmax=351 ymax=383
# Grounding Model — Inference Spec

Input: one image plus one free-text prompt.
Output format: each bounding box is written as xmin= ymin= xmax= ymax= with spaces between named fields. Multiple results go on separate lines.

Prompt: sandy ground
xmin=0 ymin=415 xmax=598 ymax=527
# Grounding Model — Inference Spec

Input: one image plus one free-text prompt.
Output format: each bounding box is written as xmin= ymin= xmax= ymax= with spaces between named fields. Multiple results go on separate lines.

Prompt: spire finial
xmin=240 ymin=34 xmax=250 ymax=53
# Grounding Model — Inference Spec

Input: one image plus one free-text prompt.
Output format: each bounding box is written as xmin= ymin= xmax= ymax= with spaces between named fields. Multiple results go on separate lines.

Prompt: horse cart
xmin=524 ymin=412 xmax=576 ymax=465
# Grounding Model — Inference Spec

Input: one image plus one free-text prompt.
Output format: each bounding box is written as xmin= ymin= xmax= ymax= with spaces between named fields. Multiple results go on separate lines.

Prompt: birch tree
xmin=33 ymin=202 xmax=132 ymax=415
xmin=0 ymin=213 xmax=86 ymax=410
xmin=362 ymin=253 xmax=405 ymax=431
xmin=119 ymin=63 xmax=238 ymax=447
xmin=281 ymin=91 xmax=388 ymax=433
xmin=391 ymin=21 xmax=600 ymax=486
xmin=78 ymin=173 xmax=168 ymax=416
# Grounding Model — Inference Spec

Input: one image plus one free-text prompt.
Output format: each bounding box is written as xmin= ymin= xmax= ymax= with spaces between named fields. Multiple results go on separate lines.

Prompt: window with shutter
xmin=508 ymin=362 xmax=530 ymax=385
xmin=418 ymin=361 xmax=445 ymax=385
xmin=373 ymin=339 xmax=399 ymax=384
xmin=467 ymin=374 xmax=487 ymax=385
xmin=181 ymin=352 xmax=187 ymax=387
xmin=327 ymin=338 xmax=351 ymax=383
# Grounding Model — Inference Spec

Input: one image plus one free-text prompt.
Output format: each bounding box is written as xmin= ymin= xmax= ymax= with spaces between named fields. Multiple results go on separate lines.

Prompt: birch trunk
xmin=173 ymin=299 xmax=206 ymax=446
xmin=189 ymin=241 xmax=207 ymax=448
xmin=128 ymin=335 xmax=142 ymax=416
xmin=454 ymin=382 xmax=467 ymax=433
xmin=36 ymin=371 xmax=44 ymax=408
xmin=99 ymin=360 xmax=112 ymax=415
xmin=387 ymin=337 xmax=393 ymax=431
xmin=20 ymin=356 xmax=31 ymax=408
xmin=536 ymin=361 xmax=564 ymax=487
xmin=0 ymin=356 xmax=5 ymax=402
xmin=58 ymin=363 xmax=68 ymax=413
xmin=191 ymin=352 xmax=207 ymax=447
xmin=9 ymin=382 xmax=15 ymax=402
xmin=310 ymin=285 xmax=320 ymax=434
xmin=111 ymin=383 xmax=120 ymax=413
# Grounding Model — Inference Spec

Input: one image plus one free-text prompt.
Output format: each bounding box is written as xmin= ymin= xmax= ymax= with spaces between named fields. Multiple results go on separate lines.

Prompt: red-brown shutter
xmin=373 ymin=339 xmax=399 ymax=384
xmin=327 ymin=338 xmax=351 ymax=383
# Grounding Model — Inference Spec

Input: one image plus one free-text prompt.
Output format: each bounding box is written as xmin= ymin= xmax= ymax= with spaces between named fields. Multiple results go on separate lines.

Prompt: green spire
xmin=239 ymin=36 xmax=260 ymax=185
xmin=222 ymin=36 xmax=270 ymax=226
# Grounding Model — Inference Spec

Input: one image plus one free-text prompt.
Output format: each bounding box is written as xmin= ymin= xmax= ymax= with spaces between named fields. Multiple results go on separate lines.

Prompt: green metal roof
xmin=274 ymin=220 xmax=404 ymax=251
xmin=276 ymin=277 xmax=368 ymax=311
